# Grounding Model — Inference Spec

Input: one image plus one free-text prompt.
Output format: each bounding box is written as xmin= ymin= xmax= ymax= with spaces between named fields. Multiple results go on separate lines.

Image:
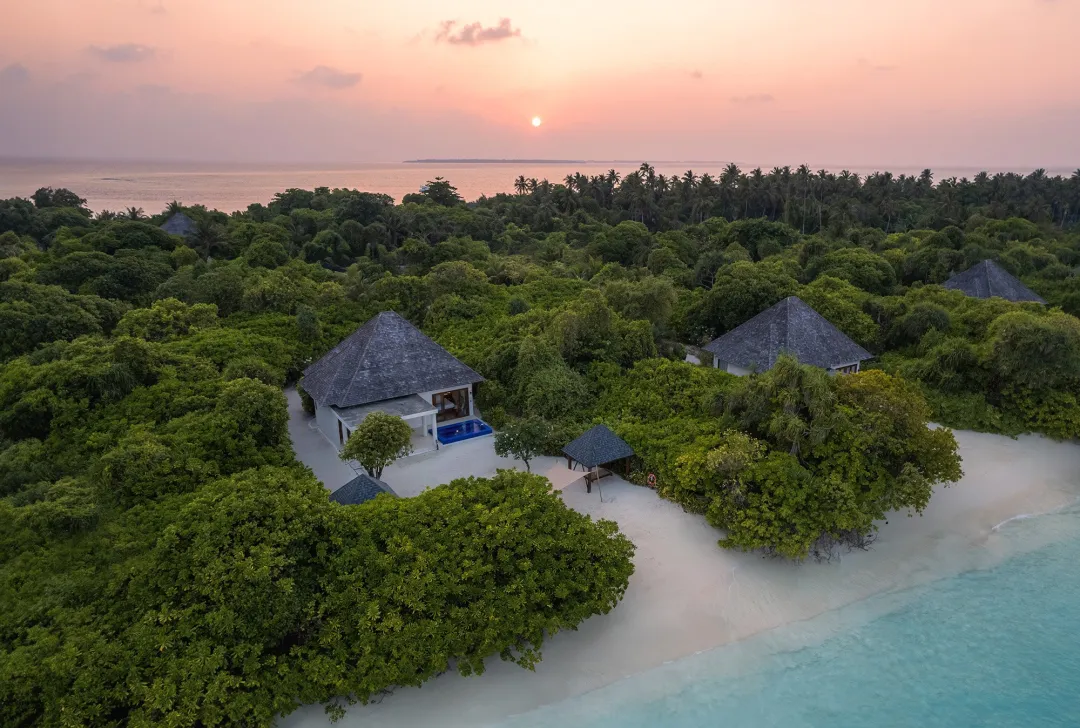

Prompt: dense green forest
xmin=2 ymin=163 xmax=1080 ymax=725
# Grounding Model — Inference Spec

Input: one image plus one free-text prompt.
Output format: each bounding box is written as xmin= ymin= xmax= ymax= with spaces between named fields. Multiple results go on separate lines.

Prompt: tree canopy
xmin=2 ymin=165 xmax=1079 ymax=723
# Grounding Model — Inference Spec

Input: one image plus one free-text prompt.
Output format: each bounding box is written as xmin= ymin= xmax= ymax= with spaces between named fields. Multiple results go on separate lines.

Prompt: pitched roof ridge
xmin=782 ymin=296 xmax=796 ymax=349
xmin=338 ymin=311 xmax=395 ymax=404
xmin=983 ymin=259 xmax=999 ymax=298
xmin=303 ymin=309 xmax=484 ymax=408
xmin=356 ymin=311 xmax=386 ymax=366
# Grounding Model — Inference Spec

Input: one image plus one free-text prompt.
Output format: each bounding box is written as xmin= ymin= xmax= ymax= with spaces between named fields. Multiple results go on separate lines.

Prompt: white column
xmin=431 ymin=413 xmax=438 ymax=449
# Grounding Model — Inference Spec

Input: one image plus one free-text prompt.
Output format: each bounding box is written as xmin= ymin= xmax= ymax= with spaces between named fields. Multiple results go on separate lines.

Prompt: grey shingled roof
xmin=302 ymin=311 xmax=484 ymax=408
xmin=329 ymin=474 xmax=397 ymax=505
xmin=334 ymin=394 xmax=435 ymax=429
xmin=943 ymin=260 xmax=1046 ymax=304
xmin=563 ymin=425 xmax=634 ymax=468
xmin=703 ymin=296 xmax=871 ymax=372
xmin=160 ymin=212 xmax=197 ymax=238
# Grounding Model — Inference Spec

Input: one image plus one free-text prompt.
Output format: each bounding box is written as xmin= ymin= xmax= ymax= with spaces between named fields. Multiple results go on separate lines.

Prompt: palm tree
xmin=695 ymin=173 xmax=717 ymax=223
xmin=604 ymin=169 xmax=621 ymax=201
xmin=193 ymin=219 xmax=226 ymax=260
xmin=720 ymin=163 xmax=741 ymax=219
xmin=165 ymin=200 xmax=184 ymax=216
xmin=513 ymin=176 xmax=528 ymax=196
xmin=125 ymin=207 xmax=145 ymax=221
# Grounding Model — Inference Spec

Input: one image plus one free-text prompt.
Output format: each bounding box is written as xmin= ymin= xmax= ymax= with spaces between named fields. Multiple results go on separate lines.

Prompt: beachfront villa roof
xmin=563 ymin=425 xmax=634 ymax=469
xmin=704 ymin=296 xmax=872 ymax=373
xmin=943 ymin=260 xmax=1046 ymax=304
xmin=160 ymin=212 xmax=197 ymax=238
xmin=329 ymin=474 xmax=397 ymax=505
xmin=302 ymin=311 xmax=484 ymax=409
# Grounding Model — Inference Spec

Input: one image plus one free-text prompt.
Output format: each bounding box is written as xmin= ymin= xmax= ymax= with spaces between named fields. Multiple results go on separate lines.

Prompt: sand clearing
xmin=280 ymin=430 xmax=1080 ymax=728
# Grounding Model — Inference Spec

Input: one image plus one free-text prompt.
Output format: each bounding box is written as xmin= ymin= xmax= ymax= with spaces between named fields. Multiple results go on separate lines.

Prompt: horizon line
xmin=1 ymin=155 xmax=1076 ymax=176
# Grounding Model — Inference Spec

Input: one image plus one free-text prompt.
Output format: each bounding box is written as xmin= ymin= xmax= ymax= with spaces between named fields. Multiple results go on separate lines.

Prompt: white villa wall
xmin=829 ymin=361 xmax=862 ymax=375
xmin=715 ymin=360 xmax=753 ymax=377
xmin=315 ymin=403 xmax=343 ymax=450
xmin=714 ymin=360 xmax=863 ymax=377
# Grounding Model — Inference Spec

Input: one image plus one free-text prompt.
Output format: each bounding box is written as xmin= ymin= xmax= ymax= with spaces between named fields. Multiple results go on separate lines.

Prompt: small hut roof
xmin=302 ymin=311 xmax=484 ymax=408
xmin=563 ymin=425 xmax=634 ymax=468
xmin=329 ymin=474 xmax=397 ymax=505
xmin=703 ymin=296 xmax=871 ymax=372
xmin=942 ymin=260 xmax=1046 ymax=304
xmin=160 ymin=212 xmax=197 ymax=238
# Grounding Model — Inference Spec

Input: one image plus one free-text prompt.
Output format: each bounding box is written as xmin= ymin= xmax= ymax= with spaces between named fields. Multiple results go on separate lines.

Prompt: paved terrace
xmin=286 ymin=386 xmax=570 ymax=497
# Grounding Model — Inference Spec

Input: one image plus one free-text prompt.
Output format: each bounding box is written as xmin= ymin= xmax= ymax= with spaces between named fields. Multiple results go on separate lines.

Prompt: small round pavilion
xmin=562 ymin=424 xmax=634 ymax=493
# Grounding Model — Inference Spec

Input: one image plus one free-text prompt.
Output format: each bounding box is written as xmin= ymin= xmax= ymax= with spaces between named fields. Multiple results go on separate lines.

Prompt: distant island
xmin=403 ymin=159 xmax=744 ymax=165
xmin=405 ymin=158 xmax=590 ymax=164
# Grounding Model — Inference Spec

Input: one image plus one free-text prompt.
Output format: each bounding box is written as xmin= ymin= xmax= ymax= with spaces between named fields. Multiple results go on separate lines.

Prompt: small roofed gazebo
xmin=562 ymin=425 xmax=634 ymax=493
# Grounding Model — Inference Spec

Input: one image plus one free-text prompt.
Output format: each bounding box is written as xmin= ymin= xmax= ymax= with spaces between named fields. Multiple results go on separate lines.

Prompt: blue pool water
xmin=498 ymin=506 xmax=1080 ymax=728
xmin=436 ymin=419 xmax=492 ymax=445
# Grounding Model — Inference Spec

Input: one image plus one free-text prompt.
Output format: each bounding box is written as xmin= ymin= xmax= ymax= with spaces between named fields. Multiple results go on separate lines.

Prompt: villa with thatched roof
xmin=302 ymin=311 xmax=484 ymax=455
xmin=943 ymin=260 xmax=1046 ymax=304
xmin=160 ymin=212 xmax=197 ymax=238
xmin=704 ymin=296 xmax=872 ymax=376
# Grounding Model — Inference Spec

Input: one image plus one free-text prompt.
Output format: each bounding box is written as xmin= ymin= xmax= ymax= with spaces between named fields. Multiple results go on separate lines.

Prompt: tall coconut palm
xmin=514 ymin=176 xmax=528 ymax=195
xmin=194 ymin=218 xmax=226 ymax=260
xmin=125 ymin=207 xmax=145 ymax=221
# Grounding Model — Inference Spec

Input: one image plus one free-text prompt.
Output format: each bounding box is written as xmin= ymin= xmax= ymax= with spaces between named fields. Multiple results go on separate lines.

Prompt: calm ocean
xmin=494 ymin=505 xmax=1080 ymax=728
xmin=1 ymin=159 xmax=1075 ymax=214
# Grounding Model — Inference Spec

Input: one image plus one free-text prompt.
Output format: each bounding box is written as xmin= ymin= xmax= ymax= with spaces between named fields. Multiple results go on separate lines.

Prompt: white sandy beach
xmin=282 ymin=391 xmax=1080 ymax=728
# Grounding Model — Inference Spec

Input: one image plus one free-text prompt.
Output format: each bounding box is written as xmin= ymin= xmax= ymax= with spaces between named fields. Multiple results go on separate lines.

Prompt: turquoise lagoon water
xmin=498 ymin=507 xmax=1080 ymax=728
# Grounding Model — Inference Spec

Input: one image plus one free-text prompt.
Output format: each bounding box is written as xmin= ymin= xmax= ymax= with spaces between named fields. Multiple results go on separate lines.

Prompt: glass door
xmin=433 ymin=388 xmax=468 ymax=422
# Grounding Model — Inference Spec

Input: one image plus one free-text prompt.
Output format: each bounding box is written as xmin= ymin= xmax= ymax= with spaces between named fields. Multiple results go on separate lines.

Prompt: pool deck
xmin=286 ymin=386 xmax=563 ymax=498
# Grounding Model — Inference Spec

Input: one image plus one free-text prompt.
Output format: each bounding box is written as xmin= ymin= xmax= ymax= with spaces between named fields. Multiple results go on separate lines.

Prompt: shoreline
xmin=280 ymin=429 xmax=1080 ymax=728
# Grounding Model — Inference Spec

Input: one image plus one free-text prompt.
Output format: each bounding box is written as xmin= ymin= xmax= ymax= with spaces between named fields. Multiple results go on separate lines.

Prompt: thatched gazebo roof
xmin=329 ymin=474 xmax=397 ymax=505
xmin=563 ymin=425 xmax=634 ymax=469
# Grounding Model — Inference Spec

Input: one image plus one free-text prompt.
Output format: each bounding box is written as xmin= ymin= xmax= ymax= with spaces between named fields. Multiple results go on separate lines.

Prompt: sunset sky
xmin=1 ymin=0 xmax=1078 ymax=166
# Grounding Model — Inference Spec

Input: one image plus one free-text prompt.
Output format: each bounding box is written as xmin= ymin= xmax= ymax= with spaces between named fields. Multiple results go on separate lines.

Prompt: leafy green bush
xmin=0 ymin=468 xmax=634 ymax=726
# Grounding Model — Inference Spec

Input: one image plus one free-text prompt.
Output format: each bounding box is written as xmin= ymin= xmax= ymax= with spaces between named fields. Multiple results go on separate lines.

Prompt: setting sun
xmin=531 ymin=116 xmax=542 ymax=128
